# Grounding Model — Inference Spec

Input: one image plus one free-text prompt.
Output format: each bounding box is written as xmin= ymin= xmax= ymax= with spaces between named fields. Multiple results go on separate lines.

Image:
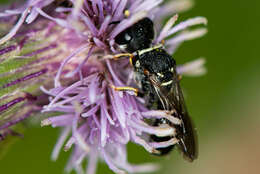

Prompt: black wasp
xmin=114 ymin=18 xmax=198 ymax=161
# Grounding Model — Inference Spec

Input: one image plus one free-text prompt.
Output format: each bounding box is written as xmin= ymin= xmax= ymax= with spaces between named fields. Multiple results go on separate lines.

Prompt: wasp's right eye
xmin=124 ymin=33 xmax=131 ymax=41
xmin=115 ymin=29 xmax=132 ymax=45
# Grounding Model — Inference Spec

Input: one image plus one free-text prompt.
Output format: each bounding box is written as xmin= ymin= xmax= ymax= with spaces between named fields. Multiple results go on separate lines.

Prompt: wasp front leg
xmin=110 ymin=84 xmax=143 ymax=97
xmin=103 ymin=53 xmax=135 ymax=66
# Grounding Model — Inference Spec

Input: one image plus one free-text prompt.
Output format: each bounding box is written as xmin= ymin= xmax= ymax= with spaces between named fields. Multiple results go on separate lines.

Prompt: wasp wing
xmin=148 ymin=74 xmax=198 ymax=161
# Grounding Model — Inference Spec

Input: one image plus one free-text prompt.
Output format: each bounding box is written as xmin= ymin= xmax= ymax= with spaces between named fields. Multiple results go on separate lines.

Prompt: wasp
xmin=113 ymin=18 xmax=198 ymax=161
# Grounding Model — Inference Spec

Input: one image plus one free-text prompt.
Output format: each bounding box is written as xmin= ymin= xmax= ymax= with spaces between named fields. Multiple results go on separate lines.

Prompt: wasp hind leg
xmin=150 ymin=137 xmax=179 ymax=149
xmin=150 ymin=134 xmax=176 ymax=156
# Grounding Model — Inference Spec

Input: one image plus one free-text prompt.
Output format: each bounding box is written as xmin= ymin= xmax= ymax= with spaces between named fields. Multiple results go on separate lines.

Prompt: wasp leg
xmin=178 ymin=74 xmax=182 ymax=81
xmin=141 ymin=110 xmax=181 ymax=125
xmin=114 ymin=53 xmax=134 ymax=66
xmin=149 ymin=138 xmax=179 ymax=149
xmin=161 ymin=39 xmax=165 ymax=45
xmin=131 ymin=133 xmax=161 ymax=155
xmin=103 ymin=53 xmax=134 ymax=65
xmin=112 ymin=53 xmax=133 ymax=59
xmin=110 ymin=85 xmax=141 ymax=96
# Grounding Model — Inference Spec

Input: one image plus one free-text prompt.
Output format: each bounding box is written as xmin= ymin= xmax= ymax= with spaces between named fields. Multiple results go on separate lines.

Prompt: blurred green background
xmin=0 ymin=0 xmax=260 ymax=174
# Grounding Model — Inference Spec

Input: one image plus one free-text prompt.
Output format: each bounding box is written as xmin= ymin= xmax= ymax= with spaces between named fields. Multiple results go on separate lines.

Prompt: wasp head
xmin=115 ymin=18 xmax=154 ymax=53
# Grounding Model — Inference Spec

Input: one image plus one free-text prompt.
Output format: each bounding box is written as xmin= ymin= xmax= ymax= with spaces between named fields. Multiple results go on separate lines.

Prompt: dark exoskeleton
xmin=115 ymin=18 xmax=198 ymax=161
xmin=54 ymin=0 xmax=73 ymax=8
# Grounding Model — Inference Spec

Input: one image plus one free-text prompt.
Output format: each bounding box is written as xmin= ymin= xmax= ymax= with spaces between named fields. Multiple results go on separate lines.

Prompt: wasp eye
xmin=125 ymin=33 xmax=131 ymax=41
xmin=115 ymin=28 xmax=132 ymax=45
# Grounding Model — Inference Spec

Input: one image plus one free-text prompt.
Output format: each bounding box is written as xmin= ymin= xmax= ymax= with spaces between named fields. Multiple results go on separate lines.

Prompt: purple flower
xmin=0 ymin=0 xmax=207 ymax=173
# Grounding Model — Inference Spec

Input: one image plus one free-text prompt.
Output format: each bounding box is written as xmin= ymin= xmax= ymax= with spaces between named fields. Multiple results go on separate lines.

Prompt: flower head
xmin=0 ymin=0 xmax=207 ymax=173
